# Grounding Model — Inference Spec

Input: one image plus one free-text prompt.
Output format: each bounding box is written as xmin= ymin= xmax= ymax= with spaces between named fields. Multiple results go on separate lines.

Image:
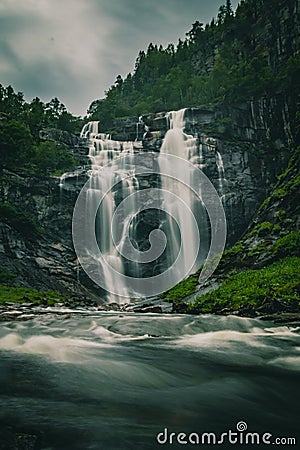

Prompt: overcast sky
xmin=0 ymin=0 xmax=239 ymax=116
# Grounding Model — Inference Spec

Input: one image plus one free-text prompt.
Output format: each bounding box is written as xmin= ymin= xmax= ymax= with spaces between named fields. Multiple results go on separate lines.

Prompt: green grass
xmin=270 ymin=231 xmax=300 ymax=258
xmin=160 ymin=273 xmax=199 ymax=302
xmin=222 ymin=243 xmax=246 ymax=261
xmin=0 ymin=286 xmax=66 ymax=305
xmin=189 ymin=257 xmax=300 ymax=313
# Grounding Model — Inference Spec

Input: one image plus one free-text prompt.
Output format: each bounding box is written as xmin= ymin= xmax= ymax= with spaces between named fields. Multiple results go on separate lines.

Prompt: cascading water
xmin=80 ymin=121 xmax=110 ymax=140
xmin=80 ymin=124 xmax=139 ymax=302
xmin=77 ymin=110 xmax=222 ymax=303
xmin=159 ymin=109 xmax=210 ymax=289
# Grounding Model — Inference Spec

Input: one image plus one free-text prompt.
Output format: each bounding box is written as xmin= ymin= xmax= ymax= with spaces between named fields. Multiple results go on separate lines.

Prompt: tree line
xmin=0 ymin=85 xmax=83 ymax=174
xmin=87 ymin=0 xmax=300 ymax=131
xmin=1 ymin=0 xmax=299 ymax=173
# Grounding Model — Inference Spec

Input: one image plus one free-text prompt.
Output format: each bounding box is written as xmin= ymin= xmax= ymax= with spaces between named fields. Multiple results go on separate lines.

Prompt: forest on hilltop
xmin=0 ymin=85 xmax=83 ymax=175
xmin=1 ymin=0 xmax=299 ymax=173
xmin=87 ymin=0 xmax=300 ymax=131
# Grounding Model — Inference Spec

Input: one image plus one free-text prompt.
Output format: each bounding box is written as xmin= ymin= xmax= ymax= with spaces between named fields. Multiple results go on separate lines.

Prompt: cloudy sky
xmin=0 ymin=0 xmax=239 ymax=116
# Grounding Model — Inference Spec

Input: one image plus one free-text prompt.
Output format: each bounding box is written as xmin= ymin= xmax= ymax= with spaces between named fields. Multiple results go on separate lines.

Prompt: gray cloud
xmin=0 ymin=0 xmax=239 ymax=116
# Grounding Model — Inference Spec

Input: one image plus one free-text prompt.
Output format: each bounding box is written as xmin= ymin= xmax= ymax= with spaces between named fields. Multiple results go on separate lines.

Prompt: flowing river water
xmin=0 ymin=311 xmax=299 ymax=449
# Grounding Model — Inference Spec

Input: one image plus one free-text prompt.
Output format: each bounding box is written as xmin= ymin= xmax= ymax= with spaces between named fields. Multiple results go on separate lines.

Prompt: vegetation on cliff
xmin=158 ymin=0 xmax=300 ymax=315
xmin=0 ymin=265 xmax=67 ymax=306
xmin=0 ymin=85 xmax=82 ymax=175
xmin=167 ymin=142 xmax=300 ymax=314
xmin=0 ymin=0 xmax=299 ymax=313
xmin=0 ymin=285 xmax=67 ymax=306
xmin=87 ymin=0 xmax=299 ymax=136
xmin=189 ymin=257 xmax=300 ymax=314
xmin=0 ymin=203 xmax=44 ymax=238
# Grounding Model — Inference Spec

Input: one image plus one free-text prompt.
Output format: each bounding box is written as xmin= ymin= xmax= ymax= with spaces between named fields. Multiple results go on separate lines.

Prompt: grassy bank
xmin=189 ymin=257 xmax=300 ymax=314
xmin=0 ymin=285 xmax=66 ymax=306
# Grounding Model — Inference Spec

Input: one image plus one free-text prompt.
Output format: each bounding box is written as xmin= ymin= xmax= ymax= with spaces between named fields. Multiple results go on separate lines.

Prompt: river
xmin=0 ymin=311 xmax=299 ymax=449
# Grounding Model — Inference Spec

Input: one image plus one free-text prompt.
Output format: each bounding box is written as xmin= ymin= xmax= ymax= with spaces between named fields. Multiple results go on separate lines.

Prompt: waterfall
xmin=82 ymin=127 xmax=138 ymax=301
xmin=80 ymin=121 xmax=99 ymax=139
xmin=159 ymin=109 xmax=209 ymax=288
xmin=74 ymin=112 xmax=225 ymax=302
xmin=80 ymin=121 xmax=111 ymax=140
xmin=216 ymin=151 xmax=225 ymax=195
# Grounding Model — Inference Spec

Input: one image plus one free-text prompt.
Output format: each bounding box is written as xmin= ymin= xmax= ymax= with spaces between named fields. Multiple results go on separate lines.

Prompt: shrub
xmin=0 ymin=119 xmax=34 ymax=168
xmin=0 ymin=202 xmax=43 ymax=238
xmin=33 ymin=141 xmax=77 ymax=175
xmin=271 ymin=231 xmax=300 ymax=258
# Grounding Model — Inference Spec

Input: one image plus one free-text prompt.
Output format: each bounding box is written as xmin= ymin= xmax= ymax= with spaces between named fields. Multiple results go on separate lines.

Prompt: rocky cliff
xmin=0 ymin=0 xmax=299 ymax=306
xmin=0 ymin=91 xmax=295 ymax=305
xmin=181 ymin=142 xmax=300 ymax=317
xmin=0 ymin=169 xmax=80 ymax=293
xmin=140 ymin=94 xmax=294 ymax=243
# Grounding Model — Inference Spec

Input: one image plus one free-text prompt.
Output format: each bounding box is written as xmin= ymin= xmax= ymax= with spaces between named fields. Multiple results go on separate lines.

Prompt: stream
xmin=0 ymin=312 xmax=299 ymax=449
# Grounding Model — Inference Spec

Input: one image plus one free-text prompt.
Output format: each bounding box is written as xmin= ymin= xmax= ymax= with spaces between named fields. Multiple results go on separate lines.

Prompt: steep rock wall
xmin=0 ymin=91 xmax=296 ymax=298
xmin=0 ymin=168 xmax=101 ymax=302
xmin=140 ymin=94 xmax=294 ymax=242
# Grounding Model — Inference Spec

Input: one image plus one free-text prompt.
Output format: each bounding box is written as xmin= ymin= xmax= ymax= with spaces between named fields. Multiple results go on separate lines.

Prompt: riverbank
xmin=1 ymin=300 xmax=300 ymax=327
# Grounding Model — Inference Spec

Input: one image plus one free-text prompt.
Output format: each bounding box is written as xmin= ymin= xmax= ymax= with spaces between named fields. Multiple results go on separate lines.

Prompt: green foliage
xmin=22 ymin=97 xmax=45 ymax=141
xmin=33 ymin=141 xmax=78 ymax=175
xmin=271 ymin=231 xmax=300 ymax=258
xmin=207 ymin=117 xmax=234 ymax=136
xmin=160 ymin=274 xmax=199 ymax=302
xmin=0 ymin=119 xmax=34 ymax=168
xmin=87 ymin=0 xmax=297 ymax=130
xmin=44 ymin=97 xmax=84 ymax=133
xmin=0 ymin=85 xmax=82 ymax=174
xmin=0 ymin=85 xmax=25 ymax=120
xmin=275 ymin=209 xmax=286 ymax=220
xmin=0 ymin=86 xmax=83 ymax=135
xmin=248 ymin=221 xmax=273 ymax=238
xmin=222 ymin=243 xmax=245 ymax=260
xmin=0 ymin=267 xmax=16 ymax=285
xmin=0 ymin=202 xmax=43 ymax=238
xmin=0 ymin=286 xmax=66 ymax=305
xmin=247 ymin=241 xmax=269 ymax=257
xmin=190 ymin=257 xmax=300 ymax=313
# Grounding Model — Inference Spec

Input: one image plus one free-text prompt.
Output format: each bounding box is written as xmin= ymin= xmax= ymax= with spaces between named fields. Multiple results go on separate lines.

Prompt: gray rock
xmin=133 ymin=305 xmax=163 ymax=314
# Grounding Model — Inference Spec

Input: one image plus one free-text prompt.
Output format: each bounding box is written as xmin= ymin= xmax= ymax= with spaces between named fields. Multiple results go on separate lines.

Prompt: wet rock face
xmin=138 ymin=95 xmax=294 ymax=244
xmin=39 ymin=128 xmax=81 ymax=147
xmin=111 ymin=117 xmax=141 ymax=141
xmin=0 ymin=169 xmax=92 ymax=296
xmin=0 ymin=84 xmax=295 ymax=297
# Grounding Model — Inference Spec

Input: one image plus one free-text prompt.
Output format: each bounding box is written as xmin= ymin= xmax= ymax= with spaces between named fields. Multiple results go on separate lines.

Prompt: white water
xmin=159 ymin=109 xmax=206 ymax=287
xmin=78 ymin=111 xmax=220 ymax=302
xmin=216 ymin=150 xmax=226 ymax=195
xmin=0 ymin=313 xmax=299 ymax=449
xmin=83 ymin=126 xmax=138 ymax=301
xmin=80 ymin=120 xmax=111 ymax=140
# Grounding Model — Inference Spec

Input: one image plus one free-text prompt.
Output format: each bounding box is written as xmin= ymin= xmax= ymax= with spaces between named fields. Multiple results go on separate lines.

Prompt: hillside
xmin=0 ymin=0 xmax=299 ymax=314
xmin=165 ymin=143 xmax=300 ymax=317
